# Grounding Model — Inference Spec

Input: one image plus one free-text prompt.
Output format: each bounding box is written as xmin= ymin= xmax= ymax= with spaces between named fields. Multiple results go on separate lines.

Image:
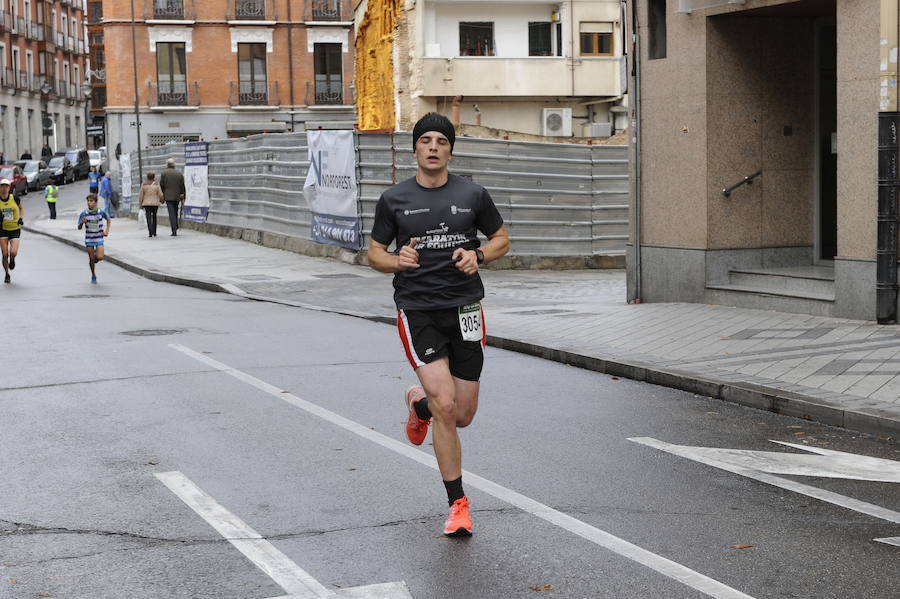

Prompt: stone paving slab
xmin=26 ymin=210 xmax=900 ymax=440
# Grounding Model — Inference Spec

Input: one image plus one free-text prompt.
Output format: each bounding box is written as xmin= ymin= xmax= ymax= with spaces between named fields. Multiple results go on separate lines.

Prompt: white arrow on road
xmin=156 ymin=471 xmax=413 ymax=599
xmin=629 ymin=437 xmax=900 ymax=527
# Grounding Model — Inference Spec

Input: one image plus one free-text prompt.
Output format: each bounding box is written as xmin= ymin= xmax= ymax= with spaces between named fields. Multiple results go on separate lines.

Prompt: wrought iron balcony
xmin=228 ymin=0 xmax=275 ymax=21
xmin=0 ymin=12 xmax=9 ymax=32
xmin=26 ymin=21 xmax=44 ymax=41
xmin=229 ymin=80 xmax=279 ymax=106
xmin=17 ymin=70 xmax=30 ymax=90
xmin=0 ymin=68 xmax=12 ymax=88
xmin=306 ymin=80 xmax=353 ymax=106
xmin=148 ymin=80 xmax=200 ymax=107
xmin=310 ymin=0 xmax=341 ymax=21
xmin=145 ymin=0 xmax=195 ymax=20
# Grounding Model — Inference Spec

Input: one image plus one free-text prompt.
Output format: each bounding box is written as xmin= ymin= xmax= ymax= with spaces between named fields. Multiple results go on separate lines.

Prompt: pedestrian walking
xmin=41 ymin=145 xmax=52 ymax=161
xmin=138 ymin=171 xmax=163 ymax=237
xmin=44 ymin=181 xmax=59 ymax=220
xmin=367 ymin=113 xmax=510 ymax=536
xmin=0 ymin=178 xmax=24 ymax=284
xmin=88 ymin=167 xmax=101 ymax=195
xmin=159 ymin=158 xmax=185 ymax=236
xmin=20 ymin=151 xmax=32 ymax=160
xmin=99 ymin=171 xmax=115 ymax=218
xmin=77 ymin=193 xmax=110 ymax=284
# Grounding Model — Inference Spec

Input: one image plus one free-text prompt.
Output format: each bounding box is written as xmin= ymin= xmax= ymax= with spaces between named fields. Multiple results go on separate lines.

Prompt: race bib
xmin=458 ymin=302 xmax=483 ymax=342
xmin=1 ymin=208 xmax=12 ymax=223
xmin=86 ymin=219 xmax=101 ymax=233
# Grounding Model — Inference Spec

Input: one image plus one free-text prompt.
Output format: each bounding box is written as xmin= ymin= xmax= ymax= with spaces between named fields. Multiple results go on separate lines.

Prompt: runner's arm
xmin=368 ymin=238 xmax=420 ymax=273
xmin=452 ymin=225 xmax=510 ymax=275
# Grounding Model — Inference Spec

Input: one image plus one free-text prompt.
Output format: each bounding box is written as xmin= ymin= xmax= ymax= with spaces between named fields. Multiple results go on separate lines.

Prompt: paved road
xmin=3 ymin=230 xmax=900 ymax=598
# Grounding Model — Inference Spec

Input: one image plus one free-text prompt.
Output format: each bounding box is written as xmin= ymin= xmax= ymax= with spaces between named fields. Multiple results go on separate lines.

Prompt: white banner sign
xmin=183 ymin=142 xmax=210 ymax=222
xmin=303 ymin=130 xmax=360 ymax=250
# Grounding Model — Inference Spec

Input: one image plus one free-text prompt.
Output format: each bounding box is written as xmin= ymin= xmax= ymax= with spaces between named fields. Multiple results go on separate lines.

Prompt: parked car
xmin=88 ymin=150 xmax=108 ymax=174
xmin=56 ymin=148 xmax=91 ymax=180
xmin=16 ymin=160 xmax=52 ymax=191
xmin=0 ymin=165 xmax=28 ymax=196
xmin=47 ymin=156 xmax=75 ymax=184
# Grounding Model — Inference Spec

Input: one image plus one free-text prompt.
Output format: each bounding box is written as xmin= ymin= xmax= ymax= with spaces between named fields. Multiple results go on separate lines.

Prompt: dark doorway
xmin=817 ymin=20 xmax=837 ymax=261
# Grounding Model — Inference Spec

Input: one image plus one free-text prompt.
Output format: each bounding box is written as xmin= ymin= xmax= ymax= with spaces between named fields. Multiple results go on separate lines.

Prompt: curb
xmin=28 ymin=225 xmax=900 ymax=441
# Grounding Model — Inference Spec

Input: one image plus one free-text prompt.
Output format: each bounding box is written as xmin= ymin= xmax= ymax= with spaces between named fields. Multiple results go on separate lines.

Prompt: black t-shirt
xmin=371 ymin=174 xmax=504 ymax=310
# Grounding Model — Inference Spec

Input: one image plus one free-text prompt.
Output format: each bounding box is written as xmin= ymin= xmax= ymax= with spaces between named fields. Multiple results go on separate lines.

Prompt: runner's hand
xmin=17 ymin=218 xmax=23 ymax=226
xmin=397 ymin=238 xmax=420 ymax=271
xmin=452 ymin=248 xmax=478 ymax=276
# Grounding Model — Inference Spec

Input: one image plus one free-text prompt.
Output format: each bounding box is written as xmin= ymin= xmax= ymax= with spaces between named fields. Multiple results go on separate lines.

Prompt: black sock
xmin=414 ymin=397 xmax=432 ymax=421
xmin=443 ymin=476 xmax=465 ymax=505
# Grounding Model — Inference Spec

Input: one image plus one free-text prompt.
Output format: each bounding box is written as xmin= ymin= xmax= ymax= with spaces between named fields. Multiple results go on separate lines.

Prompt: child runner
xmin=77 ymin=193 xmax=110 ymax=284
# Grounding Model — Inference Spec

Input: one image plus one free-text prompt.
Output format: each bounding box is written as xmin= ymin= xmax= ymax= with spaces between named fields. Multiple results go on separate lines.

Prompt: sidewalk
xmin=27 ymin=210 xmax=900 ymax=440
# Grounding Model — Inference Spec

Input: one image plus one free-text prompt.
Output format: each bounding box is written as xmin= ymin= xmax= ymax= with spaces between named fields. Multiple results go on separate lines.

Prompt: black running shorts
xmin=0 ymin=229 xmax=21 ymax=239
xmin=397 ymin=306 xmax=485 ymax=382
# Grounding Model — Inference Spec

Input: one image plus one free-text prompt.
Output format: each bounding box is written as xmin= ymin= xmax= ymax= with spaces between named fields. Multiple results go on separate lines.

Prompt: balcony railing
xmin=0 ymin=68 xmax=12 ymax=88
xmin=145 ymin=0 xmax=196 ymax=20
xmin=26 ymin=21 xmax=44 ymax=41
xmin=306 ymin=79 xmax=351 ymax=105
xmin=0 ymin=12 xmax=10 ymax=32
xmin=17 ymin=70 xmax=30 ymax=90
xmin=148 ymin=80 xmax=200 ymax=106
xmin=310 ymin=0 xmax=341 ymax=21
xmin=229 ymin=80 xmax=279 ymax=106
xmin=228 ymin=0 xmax=275 ymax=21
xmin=16 ymin=17 xmax=25 ymax=34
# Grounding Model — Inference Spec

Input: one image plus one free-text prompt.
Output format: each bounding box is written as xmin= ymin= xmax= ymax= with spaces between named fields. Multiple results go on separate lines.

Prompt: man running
xmin=0 ymin=178 xmax=24 ymax=284
xmin=367 ymin=113 xmax=510 ymax=536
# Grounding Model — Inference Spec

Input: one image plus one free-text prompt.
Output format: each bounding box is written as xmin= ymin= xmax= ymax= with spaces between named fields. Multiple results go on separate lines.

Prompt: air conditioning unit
xmin=584 ymin=122 xmax=612 ymax=137
xmin=542 ymin=107 xmax=572 ymax=137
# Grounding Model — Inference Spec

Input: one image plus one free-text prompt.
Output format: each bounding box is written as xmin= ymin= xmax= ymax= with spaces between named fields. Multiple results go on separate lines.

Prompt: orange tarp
xmin=355 ymin=0 xmax=401 ymax=131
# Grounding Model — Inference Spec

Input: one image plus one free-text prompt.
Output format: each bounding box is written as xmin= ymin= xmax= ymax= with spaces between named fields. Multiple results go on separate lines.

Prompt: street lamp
xmin=40 ymin=81 xmax=53 ymax=154
xmin=81 ymin=78 xmax=92 ymax=149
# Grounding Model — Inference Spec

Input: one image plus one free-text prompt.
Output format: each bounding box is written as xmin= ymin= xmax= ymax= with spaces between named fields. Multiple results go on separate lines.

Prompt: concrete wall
xmin=836 ymin=0 xmax=878 ymax=261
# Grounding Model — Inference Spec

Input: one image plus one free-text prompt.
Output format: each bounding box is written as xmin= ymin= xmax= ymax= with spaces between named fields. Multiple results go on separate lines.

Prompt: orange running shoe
xmin=405 ymin=385 xmax=431 ymax=446
xmin=443 ymin=496 xmax=472 ymax=536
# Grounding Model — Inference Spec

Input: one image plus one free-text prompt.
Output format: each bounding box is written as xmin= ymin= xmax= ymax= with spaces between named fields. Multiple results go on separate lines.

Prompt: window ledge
xmin=304 ymin=21 xmax=353 ymax=27
xmin=147 ymin=20 xmax=197 ymax=25
xmin=227 ymin=20 xmax=275 ymax=26
xmin=150 ymin=106 xmax=199 ymax=111
xmin=231 ymin=105 xmax=281 ymax=111
xmin=307 ymin=104 xmax=354 ymax=110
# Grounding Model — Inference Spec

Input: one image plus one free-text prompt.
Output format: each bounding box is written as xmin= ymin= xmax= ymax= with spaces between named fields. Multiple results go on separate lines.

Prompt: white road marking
xmin=156 ymin=470 xmax=413 ymax=599
xmin=875 ymin=537 xmax=900 ymax=547
xmin=171 ymin=343 xmax=756 ymax=599
xmin=629 ymin=438 xmax=900 ymax=524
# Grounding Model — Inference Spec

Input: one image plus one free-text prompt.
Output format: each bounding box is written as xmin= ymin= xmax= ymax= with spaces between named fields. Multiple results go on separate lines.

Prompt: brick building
xmin=102 ymin=0 xmax=355 ymax=160
xmin=0 ymin=0 xmax=89 ymax=159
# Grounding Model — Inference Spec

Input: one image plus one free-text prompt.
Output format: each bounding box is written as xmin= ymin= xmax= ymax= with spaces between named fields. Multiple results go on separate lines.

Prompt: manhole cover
xmin=312 ymin=273 xmax=362 ymax=279
xmin=64 ymin=294 xmax=110 ymax=299
xmin=119 ymin=329 xmax=185 ymax=337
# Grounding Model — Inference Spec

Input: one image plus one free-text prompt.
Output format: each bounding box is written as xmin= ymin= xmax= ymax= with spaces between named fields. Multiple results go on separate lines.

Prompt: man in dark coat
xmin=159 ymin=158 xmax=185 ymax=236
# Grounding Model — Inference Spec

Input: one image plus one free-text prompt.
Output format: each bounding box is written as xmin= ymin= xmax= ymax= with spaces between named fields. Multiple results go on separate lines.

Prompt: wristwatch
xmin=475 ymin=248 xmax=485 ymax=265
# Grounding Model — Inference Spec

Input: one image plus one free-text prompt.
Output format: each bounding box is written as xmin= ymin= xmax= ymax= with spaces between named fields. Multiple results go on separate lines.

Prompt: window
xmin=89 ymin=2 xmax=102 ymax=23
xmin=156 ymin=42 xmax=186 ymax=105
xmin=579 ymin=23 xmax=613 ymax=56
xmin=459 ymin=22 xmax=494 ymax=57
xmin=648 ymin=0 xmax=667 ymax=59
xmin=237 ymin=43 xmax=267 ymax=104
xmin=313 ymin=43 xmax=342 ymax=104
xmin=528 ymin=22 xmax=552 ymax=57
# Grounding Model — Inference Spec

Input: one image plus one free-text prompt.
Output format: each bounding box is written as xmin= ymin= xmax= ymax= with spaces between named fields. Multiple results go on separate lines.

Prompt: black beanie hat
xmin=412 ymin=113 xmax=456 ymax=153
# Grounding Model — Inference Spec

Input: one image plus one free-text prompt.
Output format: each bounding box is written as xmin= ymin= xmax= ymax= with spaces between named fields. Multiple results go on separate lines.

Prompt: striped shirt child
xmin=78 ymin=208 xmax=110 ymax=247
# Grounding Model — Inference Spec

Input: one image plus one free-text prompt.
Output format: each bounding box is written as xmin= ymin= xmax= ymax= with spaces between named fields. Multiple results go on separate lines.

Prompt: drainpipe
xmin=629 ymin=0 xmax=642 ymax=303
xmin=569 ymin=0 xmax=576 ymax=97
xmin=451 ymin=95 xmax=462 ymax=126
xmin=287 ymin=1 xmax=297 ymax=132
xmin=878 ymin=1 xmax=899 ymax=323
